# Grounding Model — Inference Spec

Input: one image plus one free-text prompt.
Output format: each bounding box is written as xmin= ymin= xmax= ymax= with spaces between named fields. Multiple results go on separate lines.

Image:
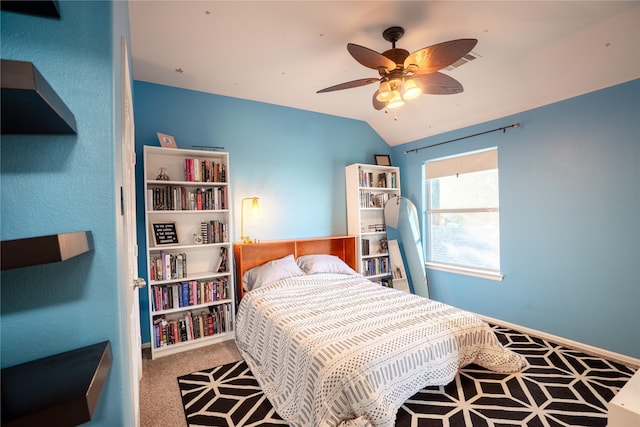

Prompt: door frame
xmin=117 ymin=36 xmax=142 ymax=427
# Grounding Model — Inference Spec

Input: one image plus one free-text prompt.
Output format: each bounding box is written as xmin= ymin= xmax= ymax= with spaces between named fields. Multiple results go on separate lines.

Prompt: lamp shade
xmin=387 ymin=90 xmax=405 ymax=109
xmin=241 ymin=197 xmax=260 ymax=243
xmin=376 ymin=81 xmax=392 ymax=102
xmin=403 ymin=78 xmax=422 ymax=100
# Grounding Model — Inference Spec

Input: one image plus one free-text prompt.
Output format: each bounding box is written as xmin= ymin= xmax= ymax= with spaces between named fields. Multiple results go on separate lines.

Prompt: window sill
xmin=426 ymin=262 xmax=504 ymax=282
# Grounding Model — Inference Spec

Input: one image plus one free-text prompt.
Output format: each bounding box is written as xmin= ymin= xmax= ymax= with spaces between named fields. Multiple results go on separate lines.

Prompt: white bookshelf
xmin=345 ymin=163 xmax=400 ymax=283
xmin=143 ymin=146 xmax=234 ymax=359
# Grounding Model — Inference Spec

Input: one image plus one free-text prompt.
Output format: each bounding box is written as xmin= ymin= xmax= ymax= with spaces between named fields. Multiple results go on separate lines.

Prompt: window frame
xmin=424 ymin=148 xmax=504 ymax=281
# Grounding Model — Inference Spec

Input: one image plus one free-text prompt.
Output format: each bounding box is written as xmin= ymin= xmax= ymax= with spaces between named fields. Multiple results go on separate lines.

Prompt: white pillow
xmin=296 ymin=254 xmax=356 ymax=275
xmin=243 ymin=254 xmax=305 ymax=291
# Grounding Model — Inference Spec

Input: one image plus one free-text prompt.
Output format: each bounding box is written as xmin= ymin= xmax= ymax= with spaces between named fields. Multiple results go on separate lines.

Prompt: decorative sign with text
xmin=152 ymin=222 xmax=179 ymax=246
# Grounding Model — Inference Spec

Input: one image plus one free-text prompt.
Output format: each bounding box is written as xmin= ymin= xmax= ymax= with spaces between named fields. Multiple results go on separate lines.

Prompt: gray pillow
xmin=243 ymin=254 xmax=305 ymax=291
xmin=296 ymin=254 xmax=357 ymax=275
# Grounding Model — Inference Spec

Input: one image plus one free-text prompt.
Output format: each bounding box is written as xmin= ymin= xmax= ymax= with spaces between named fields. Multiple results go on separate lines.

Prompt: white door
xmin=121 ymin=37 xmax=143 ymax=426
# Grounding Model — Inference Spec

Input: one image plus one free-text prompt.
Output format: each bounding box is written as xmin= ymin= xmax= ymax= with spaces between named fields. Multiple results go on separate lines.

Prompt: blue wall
xmin=133 ymin=81 xmax=391 ymax=343
xmin=392 ymin=79 xmax=640 ymax=358
xmin=1 ymin=2 xmax=133 ymax=425
xmin=133 ymin=80 xmax=639 ymax=359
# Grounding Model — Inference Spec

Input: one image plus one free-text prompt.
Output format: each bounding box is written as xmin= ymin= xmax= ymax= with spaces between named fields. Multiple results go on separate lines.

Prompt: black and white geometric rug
xmin=178 ymin=325 xmax=636 ymax=426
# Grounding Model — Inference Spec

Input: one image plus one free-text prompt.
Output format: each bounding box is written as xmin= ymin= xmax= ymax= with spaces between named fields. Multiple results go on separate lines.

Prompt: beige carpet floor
xmin=140 ymin=339 xmax=242 ymax=427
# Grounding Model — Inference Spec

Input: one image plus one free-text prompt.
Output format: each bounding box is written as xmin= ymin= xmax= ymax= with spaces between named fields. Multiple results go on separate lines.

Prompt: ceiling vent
xmin=444 ymin=51 xmax=480 ymax=72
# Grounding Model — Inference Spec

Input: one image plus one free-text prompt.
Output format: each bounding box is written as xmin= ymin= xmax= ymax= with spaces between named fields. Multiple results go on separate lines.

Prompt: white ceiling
xmin=128 ymin=1 xmax=640 ymax=147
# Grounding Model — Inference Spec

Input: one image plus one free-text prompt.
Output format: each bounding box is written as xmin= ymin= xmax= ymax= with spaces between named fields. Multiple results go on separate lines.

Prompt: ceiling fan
xmin=317 ymin=26 xmax=477 ymax=110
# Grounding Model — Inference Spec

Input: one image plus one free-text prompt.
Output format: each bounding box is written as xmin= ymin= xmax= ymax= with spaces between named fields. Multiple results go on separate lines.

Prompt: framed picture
xmin=152 ymin=222 xmax=179 ymax=246
xmin=157 ymin=132 xmax=177 ymax=149
xmin=374 ymin=154 xmax=391 ymax=166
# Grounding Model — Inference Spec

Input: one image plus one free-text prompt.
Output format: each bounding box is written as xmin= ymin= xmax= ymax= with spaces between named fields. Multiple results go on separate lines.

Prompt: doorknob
xmin=133 ymin=278 xmax=147 ymax=289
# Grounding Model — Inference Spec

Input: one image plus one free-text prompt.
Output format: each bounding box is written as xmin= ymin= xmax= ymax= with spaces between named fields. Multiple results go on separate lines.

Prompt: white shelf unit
xmin=143 ymin=146 xmax=235 ymax=359
xmin=346 ymin=163 xmax=400 ymax=282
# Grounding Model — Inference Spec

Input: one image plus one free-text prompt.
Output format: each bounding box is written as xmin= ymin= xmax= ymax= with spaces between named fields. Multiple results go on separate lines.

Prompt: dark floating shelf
xmin=1 ymin=59 xmax=77 ymax=134
xmin=1 ymin=231 xmax=93 ymax=271
xmin=0 ymin=0 xmax=60 ymax=18
xmin=1 ymin=341 xmax=112 ymax=427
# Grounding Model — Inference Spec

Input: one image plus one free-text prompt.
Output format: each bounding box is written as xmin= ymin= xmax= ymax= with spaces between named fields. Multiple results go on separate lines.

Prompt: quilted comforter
xmin=235 ymin=273 xmax=528 ymax=427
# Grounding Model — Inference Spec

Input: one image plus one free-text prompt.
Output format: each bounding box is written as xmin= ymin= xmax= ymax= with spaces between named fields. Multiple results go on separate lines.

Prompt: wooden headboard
xmin=233 ymin=235 xmax=357 ymax=301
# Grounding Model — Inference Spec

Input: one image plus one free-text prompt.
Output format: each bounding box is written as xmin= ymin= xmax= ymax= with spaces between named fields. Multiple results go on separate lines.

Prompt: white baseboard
xmin=478 ymin=314 xmax=640 ymax=369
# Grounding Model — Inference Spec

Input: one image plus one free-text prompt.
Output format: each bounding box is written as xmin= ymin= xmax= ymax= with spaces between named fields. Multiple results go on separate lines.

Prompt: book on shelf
xmin=360 ymin=170 xmax=375 ymax=187
xmin=163 ymin=252 xmax=171 ymax=280
xmin=148 ymin=185 xmax=227 ymax=211
xmin=377 ymin=172 xmax=397 ymax=188
xmin=200 ymin=220 xmax=228 ymax=244
xmin=358 ymin=169 xmax=396 ymax=188
xmin=150 ymin=278 xmax=230 ymax=312
xmin=362 ymin=239 xmax=370 ymax=256
xmin=361 ymin=256 xmax=389 ymax=277
xmin=200 ymin=222 xmax=209 ymax=244
xmin=359 ymin=191 xmax=394 ymax=208
xmin=179 ymin=319 xmax=187 ymax=342
xmin=192 ymin=313 xmax=200 ymax=338
xmin=216 ymin=247 xmax=228 ymax=273
xmin=149 ymin=252 xmax=188 ymax=281
xmin=184 ymin=158 xmax=226 ymax=183
xmin=152 ymin=303 xmax=234 ymax=348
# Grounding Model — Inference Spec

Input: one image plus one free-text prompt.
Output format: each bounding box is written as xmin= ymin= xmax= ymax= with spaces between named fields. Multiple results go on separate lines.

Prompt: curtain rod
xmin=403 ymin=122 xmax=520 ymax=154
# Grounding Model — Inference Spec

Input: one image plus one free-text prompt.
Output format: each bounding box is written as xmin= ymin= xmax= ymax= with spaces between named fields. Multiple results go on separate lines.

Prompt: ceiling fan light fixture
xmin=317 ymin=26 xmax=475 ymax=113
xmin=376 ymin=81 xmax=392 ymax=102
xmin=387 ymin=90 xmax=405 ymax=109
xmin=402 ymin=78 xmax=422 ymax=100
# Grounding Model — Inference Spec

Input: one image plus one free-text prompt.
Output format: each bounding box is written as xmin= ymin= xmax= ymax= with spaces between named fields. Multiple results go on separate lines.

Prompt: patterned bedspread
xmin=235 ymin=273 xmax=528 ymax=427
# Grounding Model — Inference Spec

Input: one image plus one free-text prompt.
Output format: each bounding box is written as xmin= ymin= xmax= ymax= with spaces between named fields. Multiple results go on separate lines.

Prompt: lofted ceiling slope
xmin=129 ymin=1 xmax=640 ymax=146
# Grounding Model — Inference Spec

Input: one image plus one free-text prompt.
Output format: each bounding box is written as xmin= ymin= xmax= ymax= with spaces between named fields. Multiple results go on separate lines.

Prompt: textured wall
xmin=1 ymin=2 xmax=132 ymax=425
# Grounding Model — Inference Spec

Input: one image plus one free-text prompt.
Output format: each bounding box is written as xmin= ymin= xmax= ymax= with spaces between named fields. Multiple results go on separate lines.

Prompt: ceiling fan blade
xmin=372 ymin=91 xmax=386 ymax=110
xmin=414 ymin=72 xmax=464 ymax=95
xmin=347 ymin=43 xmax=397 ymax=73
xmin=405 ymin=39 xmax=477 ymax=74
xmin=316 ymin=77 xmax=379 ymax=93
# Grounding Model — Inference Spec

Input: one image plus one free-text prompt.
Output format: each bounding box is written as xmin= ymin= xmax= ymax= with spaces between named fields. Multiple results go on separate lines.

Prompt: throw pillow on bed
xmin=296 ymin=254 xmax=357 ymax=275
xmin=243 ymin=254 xmax=305 ymax=291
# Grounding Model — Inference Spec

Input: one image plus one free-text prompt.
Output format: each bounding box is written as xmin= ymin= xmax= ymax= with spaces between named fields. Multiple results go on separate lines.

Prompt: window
xmin=424 ymin=148 xmax=502 ymax=280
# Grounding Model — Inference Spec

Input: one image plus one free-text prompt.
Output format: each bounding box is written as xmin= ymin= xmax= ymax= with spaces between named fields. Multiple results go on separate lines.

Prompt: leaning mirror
xmin=384 ymin=196 xmax=429 ymax=297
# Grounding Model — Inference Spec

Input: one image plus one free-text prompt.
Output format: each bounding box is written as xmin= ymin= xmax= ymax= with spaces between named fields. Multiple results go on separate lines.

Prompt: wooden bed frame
xmin=233 ymin=235 xmax=357 ymax=301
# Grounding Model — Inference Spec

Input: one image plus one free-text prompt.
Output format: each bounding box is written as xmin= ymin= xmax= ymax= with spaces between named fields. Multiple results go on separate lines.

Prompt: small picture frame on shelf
xmin=152 ymin=222 xmax=179 ymax=246
xmin=374 ymin=154 xmax=391 ymax=166
xmin=157 ymin=132 xmax=177 ymax=149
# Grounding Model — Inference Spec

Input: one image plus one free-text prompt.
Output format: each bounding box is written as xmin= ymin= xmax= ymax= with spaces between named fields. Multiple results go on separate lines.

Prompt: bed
xmin=234 ymin=236 xmax=528 ymax=427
